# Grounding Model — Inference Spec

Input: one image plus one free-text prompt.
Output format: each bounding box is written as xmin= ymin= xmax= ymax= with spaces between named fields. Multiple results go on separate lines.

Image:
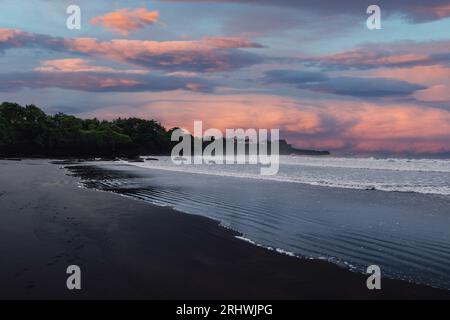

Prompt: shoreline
xmin=0 ymin=159 xmax=449 ymax=299
xmin=66 ymin=160 xmax=450 ymax=290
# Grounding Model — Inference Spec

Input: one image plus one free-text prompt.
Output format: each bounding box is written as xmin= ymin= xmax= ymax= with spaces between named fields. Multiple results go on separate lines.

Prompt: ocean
xmin=69 ymin=155 xmax=450 ymax=290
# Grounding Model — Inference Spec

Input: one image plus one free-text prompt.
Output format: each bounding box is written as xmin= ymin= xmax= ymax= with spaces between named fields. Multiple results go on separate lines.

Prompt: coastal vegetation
xmin=0 ymin=102 xmax=329 ymax=157
xmin=0 ymin=102 xmax=170 ymax=157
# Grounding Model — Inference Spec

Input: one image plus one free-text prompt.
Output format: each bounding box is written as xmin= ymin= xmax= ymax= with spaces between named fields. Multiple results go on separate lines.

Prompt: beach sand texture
xmin=0 ymin=159 xmax=449 ymax=299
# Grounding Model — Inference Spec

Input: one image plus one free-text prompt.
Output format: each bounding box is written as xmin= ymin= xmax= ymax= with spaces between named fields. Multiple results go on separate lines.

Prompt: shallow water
xmin=67 ymin=156 xmax=450 ymax=290
xmin=128 ymin=156 xmax=450 ymax=195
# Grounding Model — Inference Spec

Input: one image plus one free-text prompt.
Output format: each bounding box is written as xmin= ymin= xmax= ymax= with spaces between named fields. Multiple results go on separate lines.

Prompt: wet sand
xmin=0 ymin=159 xmax=449 ymax=299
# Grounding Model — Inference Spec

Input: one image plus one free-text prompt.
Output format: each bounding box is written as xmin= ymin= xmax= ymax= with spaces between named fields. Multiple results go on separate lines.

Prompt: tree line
xmin=0 ymin=102 xmax=329 ymax=158
xmin=0 ymin=102 xmax=174 ymax=157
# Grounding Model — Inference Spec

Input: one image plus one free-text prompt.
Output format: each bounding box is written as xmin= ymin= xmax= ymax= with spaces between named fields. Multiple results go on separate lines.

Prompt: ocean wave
xmin=121 ymin=156 xmax=450 ymax=196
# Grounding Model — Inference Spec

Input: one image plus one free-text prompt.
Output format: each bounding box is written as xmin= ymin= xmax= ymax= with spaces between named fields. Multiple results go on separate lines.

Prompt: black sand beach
xmin=0 ymin=159 xmax=449 ymax=300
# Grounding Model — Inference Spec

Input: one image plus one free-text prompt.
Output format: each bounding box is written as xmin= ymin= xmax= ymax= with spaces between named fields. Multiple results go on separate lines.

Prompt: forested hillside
xmin=0 ymin=102 xmax=172 ymax=157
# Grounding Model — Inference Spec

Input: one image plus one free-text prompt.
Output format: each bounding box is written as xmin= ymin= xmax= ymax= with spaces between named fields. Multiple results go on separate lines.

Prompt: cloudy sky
xmin=1 ymin=0 xmax=450 ymax=154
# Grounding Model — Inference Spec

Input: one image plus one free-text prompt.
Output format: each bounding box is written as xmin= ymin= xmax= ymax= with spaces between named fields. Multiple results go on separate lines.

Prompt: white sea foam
xmin=76 ymin=159 xmax=450 ymax=290
xmin=122 ymin=156 xmax=450 ymax=196
xmin=280 ymin=156 xmax=450 ymax=173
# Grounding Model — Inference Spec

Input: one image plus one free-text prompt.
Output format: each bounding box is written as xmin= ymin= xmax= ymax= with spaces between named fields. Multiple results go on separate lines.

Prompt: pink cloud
xmin=308 ymin=40 xmax=450 ymax=70
xmin=375 ymin=65 xmax=450 ymax=84
xmin=321 ymin=51 xmax=430 ymax=68
xmin=91 ymin=8 xmax=160 ymax=35
xmin=0 ymin=28 xmax=21 ymax=42
xmin=374 ymin=65 xmax=450 ymax=102
xmin=415 ymin=85 xmax=450 ymax=103
xmin=79 ymin=92 xmax=450 ymax=154
xmin=63 ymin=36 xmax=264 ymax=72
xmin=34 ymin=59 xmax=148 ymax=74
xmin=65 ymin=36 xmax=261 ymax=54
xmin=0 ymin=28 xmax=263 ymax=72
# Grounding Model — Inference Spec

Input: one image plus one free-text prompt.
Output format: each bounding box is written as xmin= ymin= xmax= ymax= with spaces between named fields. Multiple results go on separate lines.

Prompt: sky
xmin=1 ymin=0 xmax=450 ymax=155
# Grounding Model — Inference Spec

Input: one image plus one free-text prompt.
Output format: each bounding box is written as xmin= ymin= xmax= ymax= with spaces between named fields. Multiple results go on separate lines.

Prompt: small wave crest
xmin=122 ymin=156 xmax=450 ymax=196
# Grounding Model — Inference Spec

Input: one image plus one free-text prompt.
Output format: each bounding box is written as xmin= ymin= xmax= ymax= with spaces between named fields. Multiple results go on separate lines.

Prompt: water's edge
xmin=62 ymin=162 xmax=450 ymax=291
